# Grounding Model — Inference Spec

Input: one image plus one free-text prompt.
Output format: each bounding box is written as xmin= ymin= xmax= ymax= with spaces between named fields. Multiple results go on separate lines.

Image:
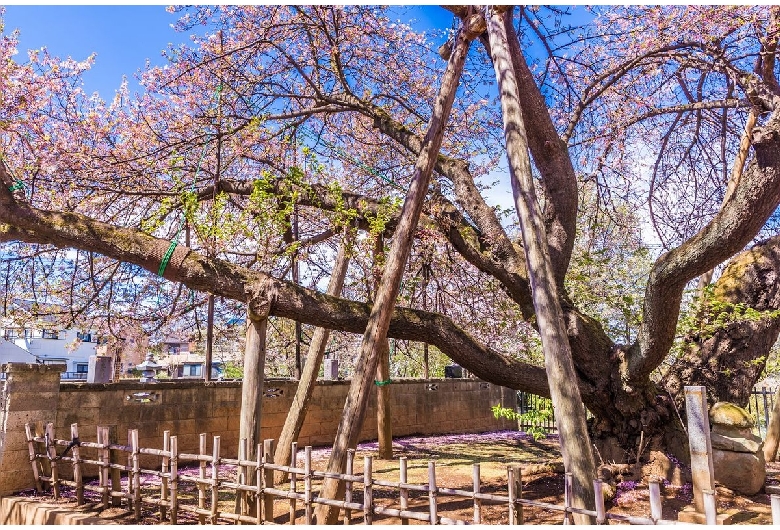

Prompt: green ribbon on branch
xmin=158 ymin=241 xmax=177 ymax=277
xmin=8 ymin=180 xmax=24 ymax=192
xmin=374 ymin=379 xmax=392 ymax=387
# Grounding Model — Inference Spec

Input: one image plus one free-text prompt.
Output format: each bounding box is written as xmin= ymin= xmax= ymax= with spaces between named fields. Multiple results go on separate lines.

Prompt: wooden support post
xmin=593 ymin=479 xmax=606 ymax=524
xmin=649 ymin=479 xmax=662 ymax=522
xmin=563 ymin=472 xmax=573 ymax=525
xmin=363 ymin=455 xmax=374 ymax=525
xmin=45 ymin=423 xmax=60 ymax=499
xmin=771 ymin=494 xmax=780 ymax=524
xmin=428 ymin=461 xmax=438 ymax=525
xmin=198 ymin=433 xmax=207 ymax=524
xmin=400 ymin=456 xmax=409 ymax=525
xmin=107 ymin=426 xmax=121 ymax=507
xmin=25 ymin=423 xmax=42 ymax=493
xmin=509 ymin=465 xmax=522 ymax=524
xmin=170 ymin=435 xmax=178 ymax=525
xmin=160 ymin=430 xmax=169 ymax=520
xmin=211 ymin=436 xmax=221 ymax=524
xmin=289 ymin=441 xmax=297 ymax=524
xmin=262 ymin=438 xmax=275 ymax=522
xmin=71 ymin=423 xmax=84 ymax=505
xmin=344 ymin=448 xmax=354 ymax=525
xmin=472 ymin=463 xmax=481 ymax=524
xmin=304 ymin=446 xmax=313 ymax=525
xmin=130 ymin=429 xmax=140 ymax=521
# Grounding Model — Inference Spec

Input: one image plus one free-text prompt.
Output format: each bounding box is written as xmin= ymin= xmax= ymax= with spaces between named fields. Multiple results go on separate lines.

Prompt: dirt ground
xmin=14 ymin=431 xmax=779 ymax=525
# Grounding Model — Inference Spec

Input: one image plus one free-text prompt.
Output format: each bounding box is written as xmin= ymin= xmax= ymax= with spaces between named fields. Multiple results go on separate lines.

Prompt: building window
xmin=76 ymin=363 xmax=89 ymax=373
xmin=77 ymin=332 xmax=92 ymax=343
xmin=42 ymin=330 xmax=59 ymax=339
xmin=185 ymin=364 xmax=202 ymax=377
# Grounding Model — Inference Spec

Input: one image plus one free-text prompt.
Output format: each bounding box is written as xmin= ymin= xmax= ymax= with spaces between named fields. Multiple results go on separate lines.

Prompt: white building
xmin=1 ymin=327 xmax=98 ymax=378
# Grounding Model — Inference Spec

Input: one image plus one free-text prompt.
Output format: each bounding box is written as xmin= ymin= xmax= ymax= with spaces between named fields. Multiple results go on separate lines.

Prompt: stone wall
xmin=0 ymin=363 xmax=517 ymax=495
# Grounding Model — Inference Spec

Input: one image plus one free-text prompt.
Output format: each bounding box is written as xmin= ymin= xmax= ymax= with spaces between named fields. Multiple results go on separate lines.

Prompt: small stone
xmin=709 ymin=402 xmax=755 ymax=428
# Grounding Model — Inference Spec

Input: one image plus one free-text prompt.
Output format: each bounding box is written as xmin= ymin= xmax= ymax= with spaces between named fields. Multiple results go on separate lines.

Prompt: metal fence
xmin=748 ymin=386 xmax=777 ymax=438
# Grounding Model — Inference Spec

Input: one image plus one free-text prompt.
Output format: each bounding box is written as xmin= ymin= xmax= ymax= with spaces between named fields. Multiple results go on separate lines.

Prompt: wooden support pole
xmin=313 ymin=17 xmax=476 ymax=523
xmin=304 ymin=446 xmax=313 ymax=525
xmin=71 ymin=423 xmax=83 ymax=505
xmin=428 ymin=461 xmax=438 ymax=525
xmin=160 ymin=430 xmax=169 ymax=520
xmin=364 ymin=455 xmax=374 ymax=525
xmin=771 ymin=494 xmax=780 ymax=524
xmin=45 ymin=423 xmax=60 ymax=499
xmin=25 ymin=423 xmax=42 ymax=493
xmin=649 ymin=479 xmax=662 ymax=522
xmin=400 ymin=456 xmax=409 ymax=525
xmin=255 ymin=444 xmax=262 ymax=523
xmin=472 ymin=463 xmax=481 ymax=524
xmin=513 ymin=465 xmax=523 ymax=524
xmin=170 ymin=435 xmax=179 ymax=525
xmin=593 ymin=479 xmax=606 ymax=524
xmin=239 ymin=312 xmax=268 ymax=460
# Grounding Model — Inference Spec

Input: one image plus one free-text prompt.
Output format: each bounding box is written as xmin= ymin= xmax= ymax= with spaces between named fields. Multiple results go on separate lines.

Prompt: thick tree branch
xmin=630 ymin=108 xmax=780 ymax=381
xmin=0 ymin=199 xmax=550 ymax=396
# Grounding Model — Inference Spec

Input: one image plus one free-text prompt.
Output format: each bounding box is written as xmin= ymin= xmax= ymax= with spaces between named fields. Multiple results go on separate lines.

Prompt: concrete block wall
xmin=0 ymin=365 xmax=517 ymax=495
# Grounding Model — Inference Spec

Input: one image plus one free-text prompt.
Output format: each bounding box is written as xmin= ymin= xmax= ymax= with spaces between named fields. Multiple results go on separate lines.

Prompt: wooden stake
xmin=344 ymin=448 xmax=354 ymax=525
xmin=71 ymin=423 xmax=83 ymax=505
xmin=97 ymin=426 xmax=108 ymax=505
xmin=198 ymin=433 xmax=207 ymax=524
xmin=170 ymin=435 xmax=178 ymax=525
xmin=263 ymin=438 xmax=274 ymax=522
xmin=211 ymin=435 xmax=221 ymax=524
xmin=236 ymin=438 xmax=248 ymax=522
xmin=364 ymin=455 xmax=374 ymax=525
xmin=593 ymin=479 xmax=606 ymax=524
xmin=160 ymin=430 xmax=169 ymax=520
xmin=107 ymin=426 xmax=121 ymax=507
xmin=703 ymin=488 xmax=717 ymax=525
xmin=130 ymin=429 xmax=140 ymax=520
xmin=508 ymin=466 xmax=517 ymax=525
xmin=771 ymin=494 xmax=780 ymax=524
xmin=400 ymin=456 xmax=409 ymax=525
xmin=289 ymin=441 xmax=297 ymax=524
xmin=45 ymin=423 xmax=60 ymax=499
xmin=563 ymin=472 xmax=573 ymax=524
xmin=428 ymin=461 xmax=438 ymax=525
xmin=25 ymin=423 xmax=42 ymax=493
xmin=649 ymin=479 xmax=662 ymax=522
xmin=304 ymin=446 xmax=313 ymax=525
xmin=472 ymin=463 xmax=481 ymax=524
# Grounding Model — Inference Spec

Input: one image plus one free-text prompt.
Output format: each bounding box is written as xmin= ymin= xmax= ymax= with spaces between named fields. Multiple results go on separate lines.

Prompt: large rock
xmin=709 ymin=402 xmax=755 ymax=429
xmin=709 ymin=402 xmax=765 ymax=495
xmin=712 ymin=448 xmax=765 ymax=495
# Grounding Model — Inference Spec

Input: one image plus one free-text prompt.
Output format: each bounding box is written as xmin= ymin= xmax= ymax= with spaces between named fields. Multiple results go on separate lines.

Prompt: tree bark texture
xmin=273 ymin=235 xmax=351 ymax=484
xmin=485 ymin=6 xmax=595 ymax=523
xmin=313 ymin=17 xmax=478 ymax=524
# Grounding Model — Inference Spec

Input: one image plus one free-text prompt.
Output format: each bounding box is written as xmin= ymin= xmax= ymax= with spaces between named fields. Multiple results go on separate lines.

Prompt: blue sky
xmin=2 ymin=5 xmax=454 ymax=99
